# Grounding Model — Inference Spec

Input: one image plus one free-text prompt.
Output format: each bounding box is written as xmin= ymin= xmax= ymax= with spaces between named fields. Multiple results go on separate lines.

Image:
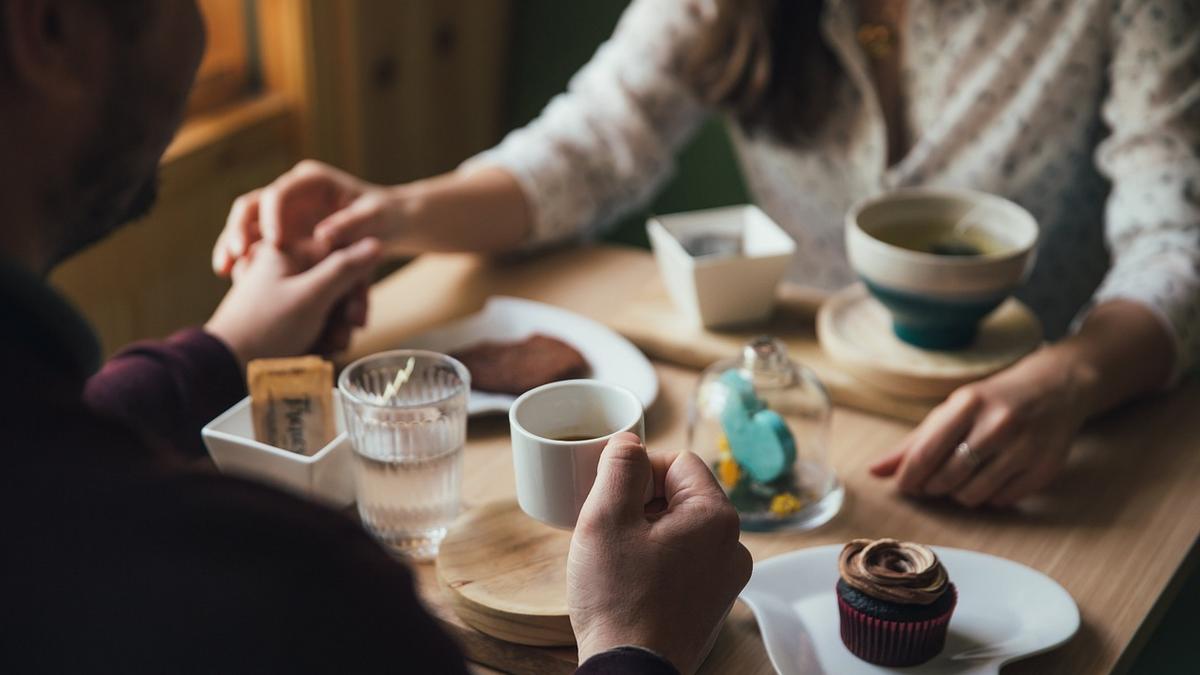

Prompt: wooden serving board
xmin=608 ymin=279 xmax=938 ymax=423
xmin=436 ymin=501 xmax=574 ymax=647
xmin=817 ymin=284 xmax=1043 ymax=400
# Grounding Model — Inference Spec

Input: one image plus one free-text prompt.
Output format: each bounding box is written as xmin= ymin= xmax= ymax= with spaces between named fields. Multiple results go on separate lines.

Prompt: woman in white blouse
xmin=215 ymin=0 xmax=1199 ymax=509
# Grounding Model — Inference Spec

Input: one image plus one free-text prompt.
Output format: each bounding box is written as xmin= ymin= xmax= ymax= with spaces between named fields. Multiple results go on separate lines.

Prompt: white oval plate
xmin=398 ymin=296 xmax=659 ymax=416
xmin=739 ymin=545 xmax=1079 ymax=675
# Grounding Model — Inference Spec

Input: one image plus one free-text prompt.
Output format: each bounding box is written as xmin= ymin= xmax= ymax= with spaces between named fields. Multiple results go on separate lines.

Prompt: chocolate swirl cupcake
xmin=835 ymin=539 xmax=957 ymax=666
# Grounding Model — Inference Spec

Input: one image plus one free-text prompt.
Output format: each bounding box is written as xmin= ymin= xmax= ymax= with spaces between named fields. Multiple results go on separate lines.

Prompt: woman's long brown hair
xmin=687 ymin=0 xmax=834 ymax=142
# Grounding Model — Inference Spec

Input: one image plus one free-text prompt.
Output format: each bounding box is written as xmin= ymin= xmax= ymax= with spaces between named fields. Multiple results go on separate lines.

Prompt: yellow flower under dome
xmin=770 ymin=493 xmax=805 ymax=516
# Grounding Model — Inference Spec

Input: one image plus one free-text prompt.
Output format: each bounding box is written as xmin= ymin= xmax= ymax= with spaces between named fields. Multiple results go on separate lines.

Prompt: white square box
xmin=648 ymin=205 xmax=796 ymax=328
xmin=202 ymin=390 xmax=355 ymax=508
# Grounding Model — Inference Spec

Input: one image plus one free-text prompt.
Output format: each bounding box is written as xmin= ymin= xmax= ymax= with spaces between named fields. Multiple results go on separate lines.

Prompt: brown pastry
xmin=450 ymin=334 xmax=588 ymax=395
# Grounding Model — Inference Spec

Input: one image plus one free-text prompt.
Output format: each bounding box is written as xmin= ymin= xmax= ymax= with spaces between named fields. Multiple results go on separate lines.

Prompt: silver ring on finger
xmin=954 ymin=441 xmax=984 ymax=470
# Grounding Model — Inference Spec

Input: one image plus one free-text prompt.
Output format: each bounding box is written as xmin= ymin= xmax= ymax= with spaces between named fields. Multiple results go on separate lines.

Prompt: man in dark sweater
xmin=0 ymin=1 xmax=751 ymax=673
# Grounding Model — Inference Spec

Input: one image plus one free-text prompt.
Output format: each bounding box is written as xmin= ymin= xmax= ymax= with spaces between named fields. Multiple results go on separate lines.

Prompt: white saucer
xmin=398 ymin=296 xmax=659 ymax=416
xmin=739 ymin=545 xmax=1079 ymax=675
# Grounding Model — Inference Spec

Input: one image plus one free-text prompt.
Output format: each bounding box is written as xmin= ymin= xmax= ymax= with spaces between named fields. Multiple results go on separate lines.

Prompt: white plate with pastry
xmin=739 ymin=545 xmax=1079 ymax=674
xmin=398 ymin=296 xmax=658 ymax=416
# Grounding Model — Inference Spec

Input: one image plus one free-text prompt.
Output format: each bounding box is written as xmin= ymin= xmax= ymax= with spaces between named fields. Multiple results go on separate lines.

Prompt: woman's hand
xmin=212 ymin=160 xmax=406 ymax=277
xmin=869 ymin=345 xmax=1097 ymax=508
xmin=213 ymin=162 xmax=532 ymax=276
xmin=870 ymin=300 xmax=1174 ymax=508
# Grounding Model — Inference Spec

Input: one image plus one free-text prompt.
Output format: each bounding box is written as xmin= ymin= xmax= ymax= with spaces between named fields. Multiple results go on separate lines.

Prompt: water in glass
xmin=339 ymin=351 xmax=469 ymax=560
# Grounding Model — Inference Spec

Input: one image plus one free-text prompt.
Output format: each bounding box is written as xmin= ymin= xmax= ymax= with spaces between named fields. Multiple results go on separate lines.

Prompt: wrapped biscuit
xmin=247 ymin=356 xmax=335 ymax=456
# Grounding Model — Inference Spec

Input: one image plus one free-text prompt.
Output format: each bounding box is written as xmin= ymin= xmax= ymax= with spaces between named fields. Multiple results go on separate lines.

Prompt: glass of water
xmin=338 ymin=350 xmax=469 ymax=560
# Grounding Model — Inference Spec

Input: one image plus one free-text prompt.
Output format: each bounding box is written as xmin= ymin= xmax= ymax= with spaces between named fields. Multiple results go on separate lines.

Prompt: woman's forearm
xmin=389 ymin=166 xmax=533 ymax=255
xmin=1049 ymin=299 xmax=1175 ymax=419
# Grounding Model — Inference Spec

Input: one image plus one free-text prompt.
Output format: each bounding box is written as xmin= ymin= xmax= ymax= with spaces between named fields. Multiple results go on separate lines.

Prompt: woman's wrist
xmin=378 ymin=183 xmax=423 ymax=253
xmin=1033 ymin=340 xmax=1105 ymax=421
xmin=391 ymin=167 xmax=532 ymax=253
xmin=1027 ymin=300 xmax=1174 ymax=422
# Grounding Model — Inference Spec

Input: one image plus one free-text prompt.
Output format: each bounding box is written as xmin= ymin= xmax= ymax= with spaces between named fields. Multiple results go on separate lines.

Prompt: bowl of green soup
xmin=846 ymin=188 xmax=1039 ymax=350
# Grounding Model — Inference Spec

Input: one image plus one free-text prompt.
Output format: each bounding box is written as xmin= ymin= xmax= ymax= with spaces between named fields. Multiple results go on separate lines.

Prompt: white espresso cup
xmin=509 ymin=379 xmax=646 ymax=528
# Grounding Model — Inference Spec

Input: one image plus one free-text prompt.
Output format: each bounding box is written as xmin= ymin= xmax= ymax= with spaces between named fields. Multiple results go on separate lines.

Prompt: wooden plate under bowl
xmin=436 ymin=500 xmax=575 ymax=646
xmin=816 ymin=284 xmax=1043 ymax=400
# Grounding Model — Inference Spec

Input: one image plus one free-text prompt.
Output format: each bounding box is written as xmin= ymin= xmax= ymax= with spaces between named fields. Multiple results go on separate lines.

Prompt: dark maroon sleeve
xmin=83 ymin=327 xmax=245 ymax=460
xmin=576 ymin=647 xmax=679 ymax=675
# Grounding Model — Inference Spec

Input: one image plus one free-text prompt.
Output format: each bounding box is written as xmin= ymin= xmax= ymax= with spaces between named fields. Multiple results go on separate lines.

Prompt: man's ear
xmin=2 ymin=0 xmax=106 ymax=101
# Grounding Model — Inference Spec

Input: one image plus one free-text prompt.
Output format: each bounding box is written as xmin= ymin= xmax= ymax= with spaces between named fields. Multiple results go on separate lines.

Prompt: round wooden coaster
xmin=436 ymin=500 xmax=574 ymax=646
xmin=817 ymin=284 xmax=1043 ymax=400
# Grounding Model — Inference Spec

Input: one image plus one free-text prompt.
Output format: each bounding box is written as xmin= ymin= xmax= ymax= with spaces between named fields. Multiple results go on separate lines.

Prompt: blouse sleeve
xmin=461 ymin=0 xmax=713 ymax=246
xmin=1089 ymin=0 xmax=1200 ymax=378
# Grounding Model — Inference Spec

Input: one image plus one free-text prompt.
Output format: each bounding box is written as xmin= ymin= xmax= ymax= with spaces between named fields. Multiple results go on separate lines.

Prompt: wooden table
xmin=346 ymin=245 xmax=1200 ymax=675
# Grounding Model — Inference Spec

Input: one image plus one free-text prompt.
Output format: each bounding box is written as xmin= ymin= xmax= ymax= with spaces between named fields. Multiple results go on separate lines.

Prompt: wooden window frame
xmin=189 ymin=0 xmax=253 ymax=117
xmin=166 ymin=0 xmax=359 ymax=179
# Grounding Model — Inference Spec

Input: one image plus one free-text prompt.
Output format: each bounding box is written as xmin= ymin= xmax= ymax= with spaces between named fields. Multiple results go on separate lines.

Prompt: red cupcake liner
xmin=837 ymin=584 xmax=957 ymax=667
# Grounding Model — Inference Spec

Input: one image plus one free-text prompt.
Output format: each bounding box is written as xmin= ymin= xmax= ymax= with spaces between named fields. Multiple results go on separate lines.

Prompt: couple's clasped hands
xmin=204 ymin=161 xmax=399 ymax=367
xmin=211 ymin=160 xmax=404 ymax=279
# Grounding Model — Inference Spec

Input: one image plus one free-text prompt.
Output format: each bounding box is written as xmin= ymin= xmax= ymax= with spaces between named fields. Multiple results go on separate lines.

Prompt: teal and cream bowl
xmin=845 ymin=188 xmax=1039 ymax=350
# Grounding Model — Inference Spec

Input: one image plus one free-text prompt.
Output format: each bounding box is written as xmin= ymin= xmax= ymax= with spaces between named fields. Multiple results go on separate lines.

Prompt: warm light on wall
xmin=190 ymin=0 xmax=258 ymax=115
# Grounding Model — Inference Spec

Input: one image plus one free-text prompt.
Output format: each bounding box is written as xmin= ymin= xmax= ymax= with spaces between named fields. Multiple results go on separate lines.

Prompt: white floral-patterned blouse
xmin=466 ymin=0 xmax=1200 ymax=375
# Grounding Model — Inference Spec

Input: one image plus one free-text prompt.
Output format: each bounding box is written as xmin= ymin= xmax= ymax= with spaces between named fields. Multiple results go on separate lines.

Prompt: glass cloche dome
xmin=689 ymin=336 xmax=842 ymax=531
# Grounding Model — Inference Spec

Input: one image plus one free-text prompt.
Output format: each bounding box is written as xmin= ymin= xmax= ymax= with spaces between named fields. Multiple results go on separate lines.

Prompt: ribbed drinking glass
xmin=338 ymin=350 xmax=469 ymax=560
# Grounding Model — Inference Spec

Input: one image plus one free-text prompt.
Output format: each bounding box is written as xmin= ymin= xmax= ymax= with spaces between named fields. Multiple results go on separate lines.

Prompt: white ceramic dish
xmin=398 ymin=296 xmax=658 ymax=416
xmin=739 ymin=545 xmax=1079 ymax=675
xmin=201 ymin=391 xmax=355 ymax=508
xmin=648 ymin=205 xmax=796 ymax=328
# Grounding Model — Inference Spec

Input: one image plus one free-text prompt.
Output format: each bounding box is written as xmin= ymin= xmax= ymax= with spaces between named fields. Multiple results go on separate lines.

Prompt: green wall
xmin=504 ymin=0 xmax=749 ymax=248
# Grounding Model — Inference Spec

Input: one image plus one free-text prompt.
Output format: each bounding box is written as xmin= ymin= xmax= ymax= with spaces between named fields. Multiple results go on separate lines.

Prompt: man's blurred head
xmin=0 ymin=0 xmax=205 ymax=269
